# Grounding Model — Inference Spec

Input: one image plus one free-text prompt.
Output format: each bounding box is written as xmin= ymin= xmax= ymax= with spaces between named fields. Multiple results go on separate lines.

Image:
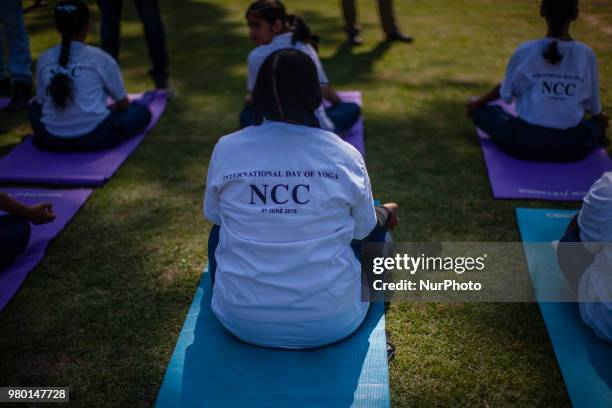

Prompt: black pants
xmin=473 ymin=105 xmax=606 ymax=162
xmin=341 ymin=0 xmax=400 ymax=37
xmin=29 ymin=101 xmax=152 ymax=152
xmin=97 ymin=0 xmax=169 ymax=88
xmin=208 ymin=205 xmax=391 ymax=286
xmin=0 ymin=215 xmax=31 ymax=269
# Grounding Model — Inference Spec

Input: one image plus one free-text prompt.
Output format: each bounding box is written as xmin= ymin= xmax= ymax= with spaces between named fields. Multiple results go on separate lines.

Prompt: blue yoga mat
xmin=156 ymin=268 xmax=390 ymax=408
xmin=516 ymin=208 xmax=612 ymax=408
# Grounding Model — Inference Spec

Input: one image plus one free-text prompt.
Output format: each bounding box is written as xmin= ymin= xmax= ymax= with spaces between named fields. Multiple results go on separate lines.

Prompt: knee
xmin=345 ymin=102 xmax=361 ymax=120
xmin=2 ymin=215 xmax=31 ymax=254
xmin=132 ymin=103 xmax=153 ymax=127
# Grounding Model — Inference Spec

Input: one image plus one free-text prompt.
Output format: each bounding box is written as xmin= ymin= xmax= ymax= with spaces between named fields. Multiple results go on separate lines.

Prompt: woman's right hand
xmin=27 ymin=203 xmax=56 ymax=225
xmin=383 ymin=202 xmax=399 ymax=230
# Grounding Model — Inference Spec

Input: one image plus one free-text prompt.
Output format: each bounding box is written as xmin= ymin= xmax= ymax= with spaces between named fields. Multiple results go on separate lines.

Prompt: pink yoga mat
xmin=0 ymin=91 xmax=168 ymax=187
xmin=476 ymin=100 xmax=612 ymax=201
xmin=0 ymin=188 xmax=92 ymax=311
xmin=336 ymin=91 xmax=365 ymax=158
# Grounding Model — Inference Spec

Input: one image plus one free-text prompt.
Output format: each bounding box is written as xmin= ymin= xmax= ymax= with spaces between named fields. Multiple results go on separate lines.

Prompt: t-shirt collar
xmin=271 ymin=32 xmax=293 ymax=45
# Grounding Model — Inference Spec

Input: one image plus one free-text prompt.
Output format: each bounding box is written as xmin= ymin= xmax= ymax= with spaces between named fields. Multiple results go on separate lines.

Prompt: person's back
xmin=241 ymin=0 xmax=361 ymax=134
xmin=205 ymin=122 xmax=372 ymax=348
xmin=558 ymin=172 xmax=612 ymax=343
xmin=36 ymin=42 xmax=125 ymax=137
xmin=466 ymin=0 xmax=609 ymax=162
xmin=247 ymin=33 xmax=326 ymax=93
xmin=502 ymin=38 xmax=598 ymax=130
xmin=29 ymin=0 xmax=151 ymax=152
xmin=204 ymin=48 xmax=398 ymax=349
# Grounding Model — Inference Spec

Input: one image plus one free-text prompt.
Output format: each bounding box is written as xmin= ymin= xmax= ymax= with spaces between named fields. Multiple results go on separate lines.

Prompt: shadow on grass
xmin=0 ymin=1 xmax=248 ymax=407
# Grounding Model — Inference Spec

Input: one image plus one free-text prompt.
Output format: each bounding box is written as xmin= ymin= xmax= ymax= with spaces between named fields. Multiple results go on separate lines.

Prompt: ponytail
xmin=47 ymin=0 xmax=90 ymax=110
xmin=246 ymin=1 xmax=320 ymax=50
xmin=288 ymin=14 xmax=319 ymax=50
xmin=48 ymin=33 xmax=74 ymax=109
xmin=542 ymin=40 xmax=564 ymax=64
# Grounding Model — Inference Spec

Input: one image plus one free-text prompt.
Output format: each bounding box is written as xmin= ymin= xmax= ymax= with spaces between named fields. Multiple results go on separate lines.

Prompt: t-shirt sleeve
xmin=100 ymin=52 xmax=127 ymax=102
xmin=306 ymin=45 xmax=329 ymax=85
xmin=584 ymin=51 xmax=602 ymax=115
xmin=500 ymin=50 xmax=522 ymax=103
xmin=203 ymin=144 xmax=222 ymax=225
xmin=247 ymin=51 xmax=262 ymax=93
xmin=350 ymin=159 xmax=377 ymax=240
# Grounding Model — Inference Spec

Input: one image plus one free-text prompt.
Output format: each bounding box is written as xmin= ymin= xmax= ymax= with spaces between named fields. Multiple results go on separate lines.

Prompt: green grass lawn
xmin=1 ymin=0 xmax=610 ymax=406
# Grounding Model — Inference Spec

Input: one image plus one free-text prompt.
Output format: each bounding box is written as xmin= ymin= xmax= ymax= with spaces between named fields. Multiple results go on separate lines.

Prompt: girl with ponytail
xmin=465 ymin=0 xmax=608 ymax=162
xmin=204 ymin=49 xmax=399 ymax=348
xmin=29 ymin=0 xmax=151 ymax=152
xmin=240 ymin=0 xmax=361 ymax=135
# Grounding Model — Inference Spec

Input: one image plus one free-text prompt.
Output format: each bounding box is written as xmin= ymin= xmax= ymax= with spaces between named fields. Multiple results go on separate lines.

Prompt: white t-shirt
xmin=36 ymin=41 xmax=127 ymax=137
xmin=578 ymin=250 xmax=612 ymax=343
xmin=576 ymin=172 xmax=612 ymax=343
xmin=247 ymin=33 xmax=334 ymax=131
xmin=500 ymin=38 xmax=601 ymax=130
xmin=203 ymin=120 xmax=377 ymax=348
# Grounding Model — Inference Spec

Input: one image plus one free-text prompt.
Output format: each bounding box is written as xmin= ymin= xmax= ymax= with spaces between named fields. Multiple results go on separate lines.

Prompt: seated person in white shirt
xmin=239 ymin=0 xmax=361 ymax=135
xmin=204 ymin=48 xmax=399 ymax=349
xmin=28 ymin=0 xmax=152 ymax=152
xmin=558 ymin=172 xmax=612 ymax=343
xmin=465 ymin=0 xmax=609 ymax=162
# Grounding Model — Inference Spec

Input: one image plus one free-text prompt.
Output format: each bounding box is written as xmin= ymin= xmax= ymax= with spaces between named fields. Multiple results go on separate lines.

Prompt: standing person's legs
xmin=378 ymin=0 xmax=412 ymax=42
xmin=97 ymin=0 xmax=123 ymax=60
xmin=134 ymin=0 xmax=169 ymax=89
xmin=0 ymin=0 xmax=32 ymax=112
xmin=0 ymin=215 xmax=31 ymax=269
xmin=341 ymin=0 xmax=362 ymax=45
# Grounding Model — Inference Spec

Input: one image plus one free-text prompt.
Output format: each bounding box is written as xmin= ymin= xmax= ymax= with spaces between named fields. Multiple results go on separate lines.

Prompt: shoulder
xmin=307 ymin=127 xmax=366 ymax=168
xmin=571 ymin=41 xmax=597 ymax=58
xmin=83 ymin=44 xmax=119 ymax=65
xmin=37 ymin=45 xmax=60 ymax=67
xmin=513 ymin=39 xmax=544 ymax=55
xmin=213 ymin=126 xmax=257 ymax=154
xmin=248 ymin=44 xmax=273 ymax=66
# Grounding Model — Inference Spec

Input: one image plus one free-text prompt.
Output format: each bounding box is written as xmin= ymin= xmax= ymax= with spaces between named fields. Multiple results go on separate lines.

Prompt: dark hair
xmin=246 ymin=0 xmax=319 ymax=50
xmin=47 ymin=0 xmax=89 ymax=109
xmin=541 ymin=0 xmax=578 ymax=64
xmin=252 ymin=48 xmax=322 ymax=127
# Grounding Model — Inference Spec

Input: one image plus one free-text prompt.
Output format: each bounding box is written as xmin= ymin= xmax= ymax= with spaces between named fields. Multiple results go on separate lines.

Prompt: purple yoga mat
xmin=0 ymin=98 xmax=8 ymax=109
xmin=336 ymin=91 xmax=365 ymax=158
xmin=476 ymin=100 xmax=612 ymax=201
xmin=0 ymin=91 xmax=168 ymax=187
xmin=0 ymin=188 xmax=92 ymax=311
